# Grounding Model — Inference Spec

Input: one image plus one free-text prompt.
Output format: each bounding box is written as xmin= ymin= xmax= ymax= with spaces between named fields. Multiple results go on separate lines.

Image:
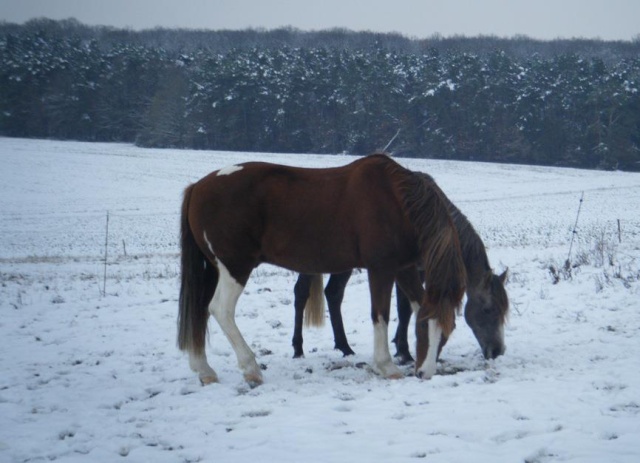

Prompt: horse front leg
xmin=415 ymin=317 xmax=445 ymax=380
xmin=368 ymin=269 xmax=403 ymax=379
xmin=393 ymin=267 xmax=424 ymax=364
xmin=392 ymin=286 xmax=414 ymax=364
xmin=210 ymin=260 xmax=263 ymax=387
xmin=415 ymin=302 xmax=452 ymax=380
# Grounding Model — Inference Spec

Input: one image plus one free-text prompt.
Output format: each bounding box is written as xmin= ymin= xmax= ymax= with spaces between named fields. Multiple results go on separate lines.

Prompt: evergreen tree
xmin=1 ymin=19 xmax=639 ymax=170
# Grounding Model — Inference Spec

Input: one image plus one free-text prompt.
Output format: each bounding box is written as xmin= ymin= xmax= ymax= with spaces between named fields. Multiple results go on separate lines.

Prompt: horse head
xmin=464 ymin=269 xmax=509 ymax=359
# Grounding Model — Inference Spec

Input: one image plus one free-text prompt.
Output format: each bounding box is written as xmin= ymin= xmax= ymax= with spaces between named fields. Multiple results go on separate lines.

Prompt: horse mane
xmin=413 ymin=173 xmax=490 ymax=278
xmin=450 ymin=207 xmax=490 ymax=273
xmin=380 ymin=156 xmax=466 ymax=336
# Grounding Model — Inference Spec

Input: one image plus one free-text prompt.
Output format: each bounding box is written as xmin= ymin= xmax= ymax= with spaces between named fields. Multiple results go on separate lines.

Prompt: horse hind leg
xmin=325 ymin=271 xmax=355 ymax=356
xmin=292 ymin=274 xmax=313 ymax=358
xmin=189 ymin=351 xmax=219 ymax=385
xmin=210 ymin=259 xmax=263 ymax=387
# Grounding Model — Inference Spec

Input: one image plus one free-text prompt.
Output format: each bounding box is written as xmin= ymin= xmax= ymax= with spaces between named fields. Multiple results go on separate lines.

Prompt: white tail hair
xmin=304 ymin=274 xmax=325 ymax=327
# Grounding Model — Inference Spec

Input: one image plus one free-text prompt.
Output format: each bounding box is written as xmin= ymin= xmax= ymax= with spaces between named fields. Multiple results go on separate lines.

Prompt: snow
xmin=1 ymin=137 xmax=639 ymax=463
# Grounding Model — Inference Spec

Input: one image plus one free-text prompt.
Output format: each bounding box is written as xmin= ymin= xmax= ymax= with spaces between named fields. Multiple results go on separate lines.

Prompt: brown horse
xmin=178 ymin=154 xmax=466 ymax=386
xmin=292 ymin=173 xmax=509 ymax=364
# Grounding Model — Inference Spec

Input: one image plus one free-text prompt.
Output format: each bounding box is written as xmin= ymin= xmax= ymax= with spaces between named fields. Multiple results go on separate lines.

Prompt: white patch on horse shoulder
xmin=217 ymin=165 xmax=243 ymax=176
xmin=203 ymin=231 xmax=215 ymax=255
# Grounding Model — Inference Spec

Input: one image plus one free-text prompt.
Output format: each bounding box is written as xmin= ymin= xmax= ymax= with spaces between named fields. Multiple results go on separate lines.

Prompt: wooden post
xmin=565 ymin=192 xmax=584 ymax=270
xmin=617 ymin=219 xmax=622 ymax=243
xmin=103 ymin=211 xmax=109 ymax=296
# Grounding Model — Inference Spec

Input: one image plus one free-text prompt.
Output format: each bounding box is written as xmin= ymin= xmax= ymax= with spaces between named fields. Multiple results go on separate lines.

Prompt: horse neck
xmin=448 ymin=204 xmax=491 ymax=288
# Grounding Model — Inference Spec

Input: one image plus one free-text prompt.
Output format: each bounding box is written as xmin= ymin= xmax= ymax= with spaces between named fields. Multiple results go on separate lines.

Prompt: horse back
xmin=188 ymin=155 xmax=418 ymax=275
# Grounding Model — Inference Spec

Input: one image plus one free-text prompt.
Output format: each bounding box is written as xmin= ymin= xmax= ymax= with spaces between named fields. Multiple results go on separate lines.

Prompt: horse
xmin=292 ymin=172 xmax=509 ymax=366
xmin=178 ymin=154 xmax=466 ymax=386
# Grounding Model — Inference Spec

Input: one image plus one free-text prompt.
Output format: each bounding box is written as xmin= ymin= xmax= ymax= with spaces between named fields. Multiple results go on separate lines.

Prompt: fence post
xmin=565 ymin=192 xmax=584 ymax=271
xmin=103 ymin=211 xmax=109 ymax=296
xmin=617 ymin=219 xmax=622 ymax=243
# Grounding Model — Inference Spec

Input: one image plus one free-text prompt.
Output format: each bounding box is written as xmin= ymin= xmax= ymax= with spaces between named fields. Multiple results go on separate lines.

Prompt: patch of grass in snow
xmin=547 ymin=227 xmax=639 ymax=291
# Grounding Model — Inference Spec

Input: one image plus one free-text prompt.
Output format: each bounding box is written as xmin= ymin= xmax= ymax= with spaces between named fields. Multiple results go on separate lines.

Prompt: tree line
xmin=1 ymin=18 xmax=639 ymax=170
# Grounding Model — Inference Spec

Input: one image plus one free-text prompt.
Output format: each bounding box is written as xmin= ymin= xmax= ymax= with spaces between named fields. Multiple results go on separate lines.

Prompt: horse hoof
xmin=244 ymin=373 xmax=263 ymax=388
xmin=336 ymin=345 xmax=356 ymax=356
xmin=387 ymin=371 xmax=404 ymax=380
xmin=394 ymin=352 xmax=414 ymax=366
xmin=415 ymin=370 xmax=434 ymax=380
xmin=199 ymin=374 xmax=219 ymax=386
xmin=378 ymin=363 xmax=404 ymax=380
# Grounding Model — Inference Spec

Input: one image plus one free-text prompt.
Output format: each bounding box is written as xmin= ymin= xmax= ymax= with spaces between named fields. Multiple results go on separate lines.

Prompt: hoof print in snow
xmin=241 ymin=410 xmax=271 ymax=418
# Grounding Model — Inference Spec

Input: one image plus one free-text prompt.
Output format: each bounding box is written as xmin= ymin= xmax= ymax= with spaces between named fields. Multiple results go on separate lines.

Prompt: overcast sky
xmin=1 ymin=0 xmax=639 ymax=41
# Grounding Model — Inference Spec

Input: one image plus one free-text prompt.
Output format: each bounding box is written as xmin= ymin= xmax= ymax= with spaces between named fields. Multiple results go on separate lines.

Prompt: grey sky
xmin=1 ymin=0 xmax=639 ymax=41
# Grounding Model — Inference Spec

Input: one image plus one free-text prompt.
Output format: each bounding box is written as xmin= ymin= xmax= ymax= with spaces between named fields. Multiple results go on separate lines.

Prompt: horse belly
xmin=260 ymin=223 xmax=360 ymax=274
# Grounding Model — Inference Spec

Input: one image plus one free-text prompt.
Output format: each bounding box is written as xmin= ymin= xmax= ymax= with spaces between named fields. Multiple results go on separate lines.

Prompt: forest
xmin=1 ymin=18 xmax=639 ymax=170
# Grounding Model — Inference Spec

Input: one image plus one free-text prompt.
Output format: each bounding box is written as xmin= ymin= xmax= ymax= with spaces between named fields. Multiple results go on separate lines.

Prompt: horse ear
xmin=499 ymin=268 xmax=509 ymax=285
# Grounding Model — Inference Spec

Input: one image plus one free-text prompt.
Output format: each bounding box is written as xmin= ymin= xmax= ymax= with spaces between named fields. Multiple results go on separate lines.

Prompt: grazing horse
xmin=178 ymin=154 xmax=466 ymax=385
xmin=292 ymin=172 xmax=509 ymax=365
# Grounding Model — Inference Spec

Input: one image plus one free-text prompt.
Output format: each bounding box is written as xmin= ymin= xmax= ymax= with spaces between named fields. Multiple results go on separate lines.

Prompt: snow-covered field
xmin=1 ymin=137 xmax=639 ymax=463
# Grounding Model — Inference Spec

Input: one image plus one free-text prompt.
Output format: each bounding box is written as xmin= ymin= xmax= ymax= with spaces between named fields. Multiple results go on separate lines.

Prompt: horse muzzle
xmin=483 ymin=343 xmax=506 ymax=360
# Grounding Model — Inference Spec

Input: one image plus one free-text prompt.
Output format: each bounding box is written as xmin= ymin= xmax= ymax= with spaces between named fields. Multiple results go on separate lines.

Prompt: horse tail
xmin=421 ymin=217 xmax=467 ymax=338
xmin=177 ymin=184 xmax=217 ymax=356
xmin=304 ymin=274 xmax=326 ymax=327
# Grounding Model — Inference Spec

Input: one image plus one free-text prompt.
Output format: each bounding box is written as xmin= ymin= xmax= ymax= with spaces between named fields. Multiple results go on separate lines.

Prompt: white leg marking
xmin=217 ymin=165 xmax=244 ymax=176
xmin=210 ymin=259 xmax=262 ymax=385
xmin=203 ymin=231 xmax=215 ymax=255
xmin=373 ymin=316 xmax=403 ymax=379
xmin=189 ymin=351 xmax=218 ymax=384
xmin=417 ymin=319 xmax=442 ymax=380
xmin=410 ymin=301 xmax=420 ymax=314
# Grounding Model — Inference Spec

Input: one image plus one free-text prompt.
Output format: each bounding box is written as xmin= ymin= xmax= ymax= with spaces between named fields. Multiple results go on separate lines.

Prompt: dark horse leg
xmin=325 ymin=270 xmax=354 ymax=356
xmin=295 ymin=268 xmax=420 ymax=361
xmin=292 ymin=274 xmax=313 ymax=358
xmin=392 ymin=286 xmax=415 ymax=364
xmin=393 ymin=267 xmax=424 ymax=364
xmin=292 ymin=271 xmax=354 ymax=358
